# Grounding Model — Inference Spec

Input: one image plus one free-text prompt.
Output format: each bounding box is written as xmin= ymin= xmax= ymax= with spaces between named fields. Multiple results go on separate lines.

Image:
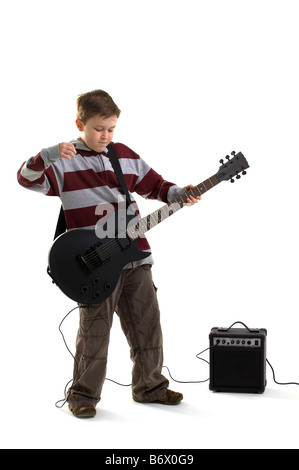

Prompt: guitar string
xmin=82 ymin=199 xmax=184 ymax=264
xmin=63 ymin=166 xmax=236 ymax=269
xmin=81 ymin=194 xmax=185 ymax=265
xmin=86 ymin=166 xmax=237 ymax=264
xmin=81 ymin=192 xmax=193 ymax=266
xmin=80 ymin=181 xmax=217 ymax=267
xmin=81 ymin=207 xmax=180 ymax=267
xmin=80 ymin=175 xmax=220 ymax=267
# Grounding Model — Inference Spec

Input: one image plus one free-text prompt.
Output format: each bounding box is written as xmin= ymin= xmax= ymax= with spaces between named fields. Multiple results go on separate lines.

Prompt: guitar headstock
xmin=217 ymin=151 xmax=249 ymax=183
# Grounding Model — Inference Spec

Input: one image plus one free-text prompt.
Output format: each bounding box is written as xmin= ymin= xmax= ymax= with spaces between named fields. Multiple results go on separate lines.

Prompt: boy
xmin=17 ymin=90 xmax=200 ymax=418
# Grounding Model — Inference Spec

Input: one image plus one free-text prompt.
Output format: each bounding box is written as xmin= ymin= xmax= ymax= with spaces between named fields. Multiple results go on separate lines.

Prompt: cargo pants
xmin=67 ymin=264 xmax=169 ymax=407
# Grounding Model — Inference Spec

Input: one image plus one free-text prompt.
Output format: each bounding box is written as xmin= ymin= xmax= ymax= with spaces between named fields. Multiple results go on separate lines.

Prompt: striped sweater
xmin=17 ymin=139 xmax=184 ymax=266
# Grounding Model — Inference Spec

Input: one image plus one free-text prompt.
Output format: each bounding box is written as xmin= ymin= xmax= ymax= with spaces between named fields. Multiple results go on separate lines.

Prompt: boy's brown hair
xmin=76 ymin=90 xmax=121 ymax=123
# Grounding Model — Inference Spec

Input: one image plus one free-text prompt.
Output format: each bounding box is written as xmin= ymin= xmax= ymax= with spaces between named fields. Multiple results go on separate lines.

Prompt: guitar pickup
xmin=117 ymin=236 xmax=132 ymax=251
xmin=79 ymin=244 xmax=109 ymax=272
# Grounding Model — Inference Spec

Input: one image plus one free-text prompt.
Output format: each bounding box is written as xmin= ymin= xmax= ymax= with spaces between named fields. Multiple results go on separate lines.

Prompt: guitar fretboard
xmin=127 ymin=173 xmax=220 ymax=240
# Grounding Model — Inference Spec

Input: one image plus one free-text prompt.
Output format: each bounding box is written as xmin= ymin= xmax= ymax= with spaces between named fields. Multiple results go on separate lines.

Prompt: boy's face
xmin=76 ymin=114 xmax=118 ymax=153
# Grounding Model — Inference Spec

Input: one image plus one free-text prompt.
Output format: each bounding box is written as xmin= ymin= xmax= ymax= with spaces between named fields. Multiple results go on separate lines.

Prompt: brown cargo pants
xmin=67 ymin=264 xmax=169 ymax=407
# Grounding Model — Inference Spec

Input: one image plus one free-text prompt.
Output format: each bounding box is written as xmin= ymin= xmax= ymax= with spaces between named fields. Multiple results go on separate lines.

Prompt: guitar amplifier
xmin=209 ymin=326 xmax=267 ymax=393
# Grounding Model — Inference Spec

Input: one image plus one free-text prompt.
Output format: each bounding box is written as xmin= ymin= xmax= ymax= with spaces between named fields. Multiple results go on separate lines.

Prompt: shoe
xmin=69 ymin=405 xmax=96 ymax=418
xmin=134 ymin=389 xmax=183 ymax=405
xmin=153 ymin=389 xmax=183 ymax=405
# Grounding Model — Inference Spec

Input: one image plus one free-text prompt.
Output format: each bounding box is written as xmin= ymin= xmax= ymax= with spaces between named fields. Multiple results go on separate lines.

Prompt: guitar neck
xmin=127 ymin=173 xmax=220 ymax=240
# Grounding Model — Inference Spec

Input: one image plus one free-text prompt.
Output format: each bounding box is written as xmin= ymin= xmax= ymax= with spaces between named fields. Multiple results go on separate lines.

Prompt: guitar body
xmin=48 ymin=212 xmax=149 ymax=304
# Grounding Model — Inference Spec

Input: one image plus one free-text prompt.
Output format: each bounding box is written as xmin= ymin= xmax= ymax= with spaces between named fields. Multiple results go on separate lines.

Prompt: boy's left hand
xmin=184 ymin=184 xmax=202 ymax=206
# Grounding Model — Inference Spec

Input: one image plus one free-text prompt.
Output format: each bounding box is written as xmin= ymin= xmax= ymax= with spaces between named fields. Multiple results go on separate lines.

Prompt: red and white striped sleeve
xmin=112 ymin=143 xmax=183 ymax=203
xmin=17 ymin=144 xmax=62 ymax=196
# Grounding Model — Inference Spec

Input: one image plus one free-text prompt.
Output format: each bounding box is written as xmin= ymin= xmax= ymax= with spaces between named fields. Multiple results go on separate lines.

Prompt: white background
xmin=1 ymin=0 xmax=299 ymax=449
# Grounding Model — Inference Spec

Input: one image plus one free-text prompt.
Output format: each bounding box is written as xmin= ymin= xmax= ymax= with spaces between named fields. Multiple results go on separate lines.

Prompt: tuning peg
xmin=226 ymin=155 xmax=230 ymax=160
xmin=230 ymin=178 xmax=235 ymax=183
xmin=236 ymin=174 xmax=241 ymax=179
xmin=231 ymin=151 xmax=236 ymax=156
xmin=242 ymin=170 xmax=247 ymax=175
xmin=219 ymin=159 xmax=224 ymax=164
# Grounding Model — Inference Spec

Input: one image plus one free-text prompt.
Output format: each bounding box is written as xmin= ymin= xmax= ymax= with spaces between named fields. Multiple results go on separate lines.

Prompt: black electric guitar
xmin=48 ymin=151 xmax=249 ymax=304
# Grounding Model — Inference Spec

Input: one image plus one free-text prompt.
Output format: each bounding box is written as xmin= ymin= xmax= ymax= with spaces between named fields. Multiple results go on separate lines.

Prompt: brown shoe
xmin=154 ymin=389 xmax=183 ymax=405
xmin=70 ymin=405 xmax=96 ymax=418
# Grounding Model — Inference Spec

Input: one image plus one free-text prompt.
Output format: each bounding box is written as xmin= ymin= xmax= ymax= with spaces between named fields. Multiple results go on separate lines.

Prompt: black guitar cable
xmin=266 ymin=359 xmax=299 ymax=386
xmin=55 ymin=306 xmax=80 ymax=408
xmin=55 ymin=311 xmax=299 ymax=408
xmin=55 ymin=304 xmax=113 ymax=408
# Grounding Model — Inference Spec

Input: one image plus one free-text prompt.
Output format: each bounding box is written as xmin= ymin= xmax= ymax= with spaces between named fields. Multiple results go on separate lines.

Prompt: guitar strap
xmin=106 ymin=143 xmax=133 ymax=209
xmin=53 ymin=143 xmax=132 ymax=239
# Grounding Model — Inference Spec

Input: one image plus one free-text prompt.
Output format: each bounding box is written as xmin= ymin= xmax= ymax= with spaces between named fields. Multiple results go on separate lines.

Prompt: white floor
xmin=2 ymin=354 xmax=299 ymax=450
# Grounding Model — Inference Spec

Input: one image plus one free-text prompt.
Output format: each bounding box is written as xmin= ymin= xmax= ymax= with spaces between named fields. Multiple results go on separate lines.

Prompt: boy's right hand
xmin=59 ymin=143 xmax=76 ymax=160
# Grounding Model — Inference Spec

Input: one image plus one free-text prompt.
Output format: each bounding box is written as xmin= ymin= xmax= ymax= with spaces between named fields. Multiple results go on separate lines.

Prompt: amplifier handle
xmin=218 ymin=321 xmax=259 ymax=333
